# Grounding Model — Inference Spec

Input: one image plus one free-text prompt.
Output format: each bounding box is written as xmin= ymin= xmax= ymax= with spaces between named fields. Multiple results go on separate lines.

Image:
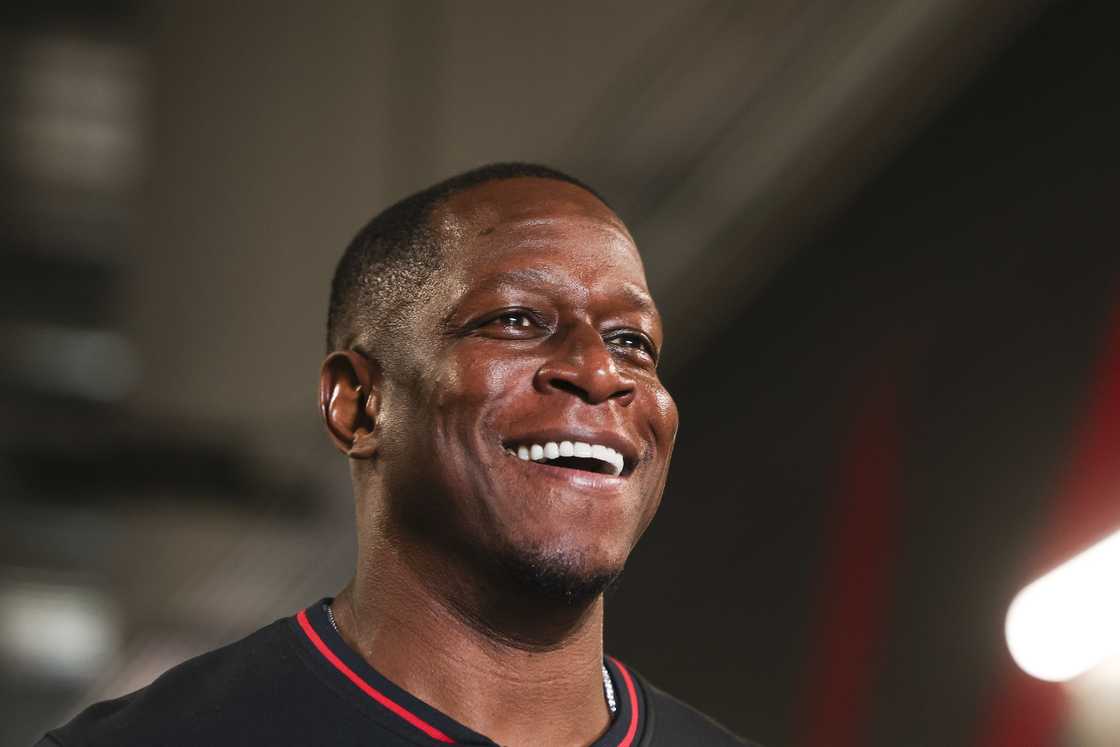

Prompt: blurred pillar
xmin=797 ymin=346 xmax=907 ymax=747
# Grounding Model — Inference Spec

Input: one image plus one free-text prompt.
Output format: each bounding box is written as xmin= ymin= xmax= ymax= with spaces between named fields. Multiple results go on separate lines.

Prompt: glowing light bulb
xmin=1005 ymin=528 xmax=1120 ymax=682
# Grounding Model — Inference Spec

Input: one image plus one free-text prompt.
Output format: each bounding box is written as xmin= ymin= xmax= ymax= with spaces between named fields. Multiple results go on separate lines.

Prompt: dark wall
xmin=606 ymin=1 xmax=1120 ymax=745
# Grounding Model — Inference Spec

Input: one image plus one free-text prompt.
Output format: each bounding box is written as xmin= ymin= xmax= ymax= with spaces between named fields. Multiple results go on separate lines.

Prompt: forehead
xmin=432 ymin=178 xmax=650 ymax=299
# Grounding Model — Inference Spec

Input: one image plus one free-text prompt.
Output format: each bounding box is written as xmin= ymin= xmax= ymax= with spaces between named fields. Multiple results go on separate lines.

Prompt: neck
xmin=333 ymin=541 xmax=612 ymax=747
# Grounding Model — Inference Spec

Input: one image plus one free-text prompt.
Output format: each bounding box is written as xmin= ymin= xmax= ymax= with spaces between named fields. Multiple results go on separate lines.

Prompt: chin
xmin=499 ymin=542 xmax=624 ymax=606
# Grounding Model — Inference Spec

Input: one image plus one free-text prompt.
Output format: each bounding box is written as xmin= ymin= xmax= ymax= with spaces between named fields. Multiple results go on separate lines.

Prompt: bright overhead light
xmin=1005 ymin=528 xmax=1120 ymax=682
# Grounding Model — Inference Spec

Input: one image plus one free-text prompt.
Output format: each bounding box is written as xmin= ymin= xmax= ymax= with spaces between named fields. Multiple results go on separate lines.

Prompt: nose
xmin=533 ymin=323 xmax=636 ymax=406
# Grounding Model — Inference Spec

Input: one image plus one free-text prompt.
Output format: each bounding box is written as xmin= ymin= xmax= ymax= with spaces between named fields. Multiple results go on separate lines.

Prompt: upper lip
xmin=500 ymin=427 xmax=641 ymax=469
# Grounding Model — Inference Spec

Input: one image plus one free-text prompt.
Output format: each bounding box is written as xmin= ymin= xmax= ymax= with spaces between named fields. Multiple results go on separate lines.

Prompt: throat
xmin=324 ymin=602 xmax=616 ymax=715
xmin=328 ymin=584 xmax=616 ymax=747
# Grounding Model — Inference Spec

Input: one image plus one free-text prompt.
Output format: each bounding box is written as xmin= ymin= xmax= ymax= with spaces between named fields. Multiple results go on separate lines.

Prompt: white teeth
xmin=510 ymin=439 xmax=627 ymax=477
xmin=591 ymin=444 xmax=624 ymax=477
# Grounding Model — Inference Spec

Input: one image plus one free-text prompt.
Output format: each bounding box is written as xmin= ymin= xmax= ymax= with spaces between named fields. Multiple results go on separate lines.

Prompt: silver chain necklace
xmin=325 ymin=603 xmax=617 ymax=715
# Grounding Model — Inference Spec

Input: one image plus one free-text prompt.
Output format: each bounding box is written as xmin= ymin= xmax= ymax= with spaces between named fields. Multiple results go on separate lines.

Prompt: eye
xmin=476 ymin=308 xmax=549 ymax=338
xmin=606 ymin=330 xmax=658 ymax=362
xmin=493 ymin=311 xmax=535 ymax=329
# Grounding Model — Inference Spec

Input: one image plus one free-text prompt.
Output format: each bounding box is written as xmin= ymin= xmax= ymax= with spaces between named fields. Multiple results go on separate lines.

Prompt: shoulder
xmin=41 ymin=618 xmax=314 ymax=747
xmin=637 ymin=671 xmax=763 ymax=747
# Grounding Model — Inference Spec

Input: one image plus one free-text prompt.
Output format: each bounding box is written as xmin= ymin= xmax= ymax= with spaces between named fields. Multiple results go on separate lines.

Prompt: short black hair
xmin=326 ymin=162 xmax=607 ymax=354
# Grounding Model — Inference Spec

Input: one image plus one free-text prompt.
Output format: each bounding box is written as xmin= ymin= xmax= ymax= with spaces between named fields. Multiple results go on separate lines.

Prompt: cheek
xmin=657 ymin=387 xmax=679 ymax=446
xmin=633 ymin=385 xmax=677 ymax=525
xmin=639 ymin=378 xmax=679 ymax=455
xmin=430 ymin=348 xmax=538 ymax=430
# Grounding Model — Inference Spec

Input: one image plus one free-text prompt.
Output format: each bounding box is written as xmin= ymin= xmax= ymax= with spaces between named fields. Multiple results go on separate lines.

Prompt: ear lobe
xmin=319 ymin=351 xmax=382 ymax=458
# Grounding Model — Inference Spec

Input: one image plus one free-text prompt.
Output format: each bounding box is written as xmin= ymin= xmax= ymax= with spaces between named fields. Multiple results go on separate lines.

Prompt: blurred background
xmin=2 ymin=0 xmax=1119 ymax=745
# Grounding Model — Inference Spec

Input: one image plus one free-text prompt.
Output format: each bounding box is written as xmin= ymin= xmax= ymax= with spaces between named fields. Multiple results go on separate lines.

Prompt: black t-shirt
xmin=40 ymin=599 xmax=755 ymax=746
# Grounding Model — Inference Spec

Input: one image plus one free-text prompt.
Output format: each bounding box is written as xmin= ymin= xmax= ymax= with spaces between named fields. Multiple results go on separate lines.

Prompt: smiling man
xmin=41 ymin=164 xmax=754 ymax=746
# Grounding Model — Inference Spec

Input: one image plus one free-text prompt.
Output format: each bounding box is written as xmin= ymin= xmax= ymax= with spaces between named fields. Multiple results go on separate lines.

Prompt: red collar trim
xmin=297 ymin=606 xmax=641 ymax=746
xmin=296 ymin=609 xmax=456 ymax=743
xmin=609 ymin=656 xmax=641 ymax=747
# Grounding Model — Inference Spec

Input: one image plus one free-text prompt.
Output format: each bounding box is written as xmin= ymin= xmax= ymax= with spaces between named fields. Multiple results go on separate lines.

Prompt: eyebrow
xmin=468 ymin=268 xmax=658 ymax=314
xmin=616 ymin=283 xmax=658 ymax=314
xmin=470 ymin=267 xmax=561 ymax=293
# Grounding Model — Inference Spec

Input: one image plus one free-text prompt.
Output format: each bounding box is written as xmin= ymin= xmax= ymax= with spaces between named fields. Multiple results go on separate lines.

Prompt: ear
xmin=319 ymin=350 xmax=382 ymax=458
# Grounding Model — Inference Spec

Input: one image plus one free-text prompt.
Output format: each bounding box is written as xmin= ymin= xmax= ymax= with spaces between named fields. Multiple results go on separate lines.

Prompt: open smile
xmin=504 ymin=439 xmax=626 ymax=476
xmin=501 ymin=428 xmax=639 ymax=478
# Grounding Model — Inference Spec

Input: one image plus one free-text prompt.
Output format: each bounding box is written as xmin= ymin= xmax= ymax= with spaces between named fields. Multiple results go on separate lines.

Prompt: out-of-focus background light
xmin=1006 ymin=529 xmax=1120 ymax=682
xmin=0 ymin=580 xmax=120 ymax=682
xmin=1066 ymin=655 xmax=1120 ymax=746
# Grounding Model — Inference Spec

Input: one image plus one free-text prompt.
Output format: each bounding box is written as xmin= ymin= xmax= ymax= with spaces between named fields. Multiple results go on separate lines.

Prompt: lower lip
xmin=505 ymin=454 xmax=629 ymax=493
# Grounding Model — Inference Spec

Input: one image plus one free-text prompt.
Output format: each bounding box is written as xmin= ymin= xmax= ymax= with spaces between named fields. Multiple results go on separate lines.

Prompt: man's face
xmin=379 ymin=178 xmax=678 ymax=595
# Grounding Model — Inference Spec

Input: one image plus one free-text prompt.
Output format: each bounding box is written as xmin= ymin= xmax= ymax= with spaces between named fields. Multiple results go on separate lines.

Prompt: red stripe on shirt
xmin=296 ymin=609 xmax=456 ymax=744
xmin=609 ymin=657 xmax=640 ymax=747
